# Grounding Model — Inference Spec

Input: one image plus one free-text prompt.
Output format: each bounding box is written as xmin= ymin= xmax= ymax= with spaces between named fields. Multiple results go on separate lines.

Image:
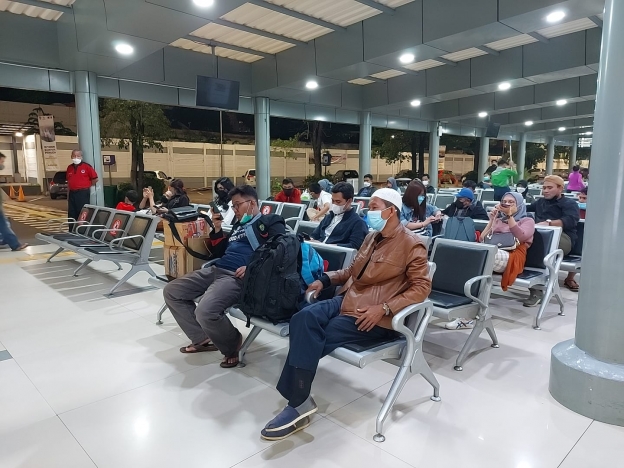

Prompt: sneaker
xmin=444 ymin=318 xmax=475 ymax=330
xmin=523 ymin=292 xmax=543 ymax=307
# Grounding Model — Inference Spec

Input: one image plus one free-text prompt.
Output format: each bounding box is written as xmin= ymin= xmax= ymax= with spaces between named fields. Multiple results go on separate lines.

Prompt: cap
xmin=371 ymin=188 xmax=403 ymax=211
xmin=456 ymin=188 xmax=475 ymax=201
xmin=544 ymin=175 xmax=565 ymax=187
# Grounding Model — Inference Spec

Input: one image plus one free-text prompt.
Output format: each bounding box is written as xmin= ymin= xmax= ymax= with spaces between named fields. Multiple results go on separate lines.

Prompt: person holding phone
xmin=140 ymin=179 xmax=190 ymax=215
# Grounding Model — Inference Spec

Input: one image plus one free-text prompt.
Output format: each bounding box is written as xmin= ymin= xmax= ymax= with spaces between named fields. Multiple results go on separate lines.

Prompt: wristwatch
xmin=546 ymin=219 xmax=552 ymax=226
xmin=382 ymin=302 xmax=392 ymax=316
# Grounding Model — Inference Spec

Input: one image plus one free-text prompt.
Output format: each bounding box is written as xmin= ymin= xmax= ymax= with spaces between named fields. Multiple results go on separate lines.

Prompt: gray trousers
xmin=163 ymin=266 xmax=242 ymax=357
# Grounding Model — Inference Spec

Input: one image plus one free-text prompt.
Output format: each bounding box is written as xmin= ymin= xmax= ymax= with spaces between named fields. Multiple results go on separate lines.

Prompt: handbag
xmin=484 ymin=231 xmax=518 ymax=251
xmin=164 ymin=206 xmax=200 ymax=223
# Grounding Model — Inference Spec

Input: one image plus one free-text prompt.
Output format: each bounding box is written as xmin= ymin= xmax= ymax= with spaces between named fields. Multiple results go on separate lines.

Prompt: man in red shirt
xmin=66 ymin=150 xmax=98 ymax=226
xmin=274 ymin=178 xmax=301 ymax=204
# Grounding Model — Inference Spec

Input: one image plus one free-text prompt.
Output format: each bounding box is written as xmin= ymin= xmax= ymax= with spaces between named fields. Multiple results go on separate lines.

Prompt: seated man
xmin=163 ymin=185 xmax=285 ymax=367
xmin=442 ymin=188 xmax=488 ymax=220
xmin=525 ymin=175 xmax=580 ymax=301
xmin=115 ymin=190 xmax=139 ymax=212
xmin=577 ymin=187 xmax=587 ymax=220
xmin=306 ymin=182 xmax=332 ymax=222
xmin=356 ymin=173 xmax=376 ymax=197
xmin=261 ymin=188 xmax=431 ymax=440
xmin=310 ymin=182 xmax=368 ymax=249
xmin=274 ymin=178 xmax=301 ymax=204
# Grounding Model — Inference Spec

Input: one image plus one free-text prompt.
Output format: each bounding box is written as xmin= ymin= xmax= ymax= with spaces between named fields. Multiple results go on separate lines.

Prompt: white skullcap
xmin=371 ymin=188 xmax=403 ymax=211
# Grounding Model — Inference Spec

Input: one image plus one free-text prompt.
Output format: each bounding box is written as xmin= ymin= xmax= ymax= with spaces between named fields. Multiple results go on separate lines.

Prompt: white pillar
xmin=569 ymin=140 xmax=578 ymax=172
xmin=550 ymin=0 xmax=624 ymax=426
xmin=429 ymin=127 xmax=440 ymax=188
xmin=478 ymin=136 xmax=490 ymax=180
xmin=546 ymin=136 xmax=555 ymax=175
xmin=517 ymin=133 xmax=527 ymax=179
xmin=254 ymin=97 xmax=270 ymax=199
xmin=358 ymin=111 xmax=372 ymax=187
xmin=74 ymin=71 xmax=104 ymax=205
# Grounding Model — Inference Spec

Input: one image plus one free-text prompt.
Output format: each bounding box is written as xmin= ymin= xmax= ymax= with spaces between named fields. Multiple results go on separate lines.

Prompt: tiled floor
xmin=0 ymin=245 xmax=621 ymax=468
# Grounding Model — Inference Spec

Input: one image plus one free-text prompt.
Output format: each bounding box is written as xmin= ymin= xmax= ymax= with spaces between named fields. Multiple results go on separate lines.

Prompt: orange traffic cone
xmin=17 ymin=186 xmax=26 ymax=202
xmin=9 ymin=185 xmax=16 ymax=199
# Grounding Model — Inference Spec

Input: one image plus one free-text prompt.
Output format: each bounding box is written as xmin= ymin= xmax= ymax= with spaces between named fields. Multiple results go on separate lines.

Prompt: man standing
xmin=310 ymin=182 xmax=368 ymax=249
xmin=163 ymin=185 xmax=285 ymax=368
xmin=66 ymin=150 xmax=98 ymax=225
xmin=356 ymin=174 xmax=376 ymax=197
xmin=525 ymin=175 xmax=580 ymax=303
xmin=261 ymin=188 xmax=431 ymax=440
xmin=274 ymin=178 xmax=301 ymax=204
xmin=0 ymin=153 xmax=28 ymax=251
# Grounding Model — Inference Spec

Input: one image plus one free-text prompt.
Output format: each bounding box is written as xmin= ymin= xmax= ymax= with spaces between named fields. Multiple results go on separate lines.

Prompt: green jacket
xmin=491 ymin=167 xmax=517 ymax=187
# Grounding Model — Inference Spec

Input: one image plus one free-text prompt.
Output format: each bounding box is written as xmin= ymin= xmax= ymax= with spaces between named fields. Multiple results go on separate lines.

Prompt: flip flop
xmin=179 ymin=342 xmax=218 ymax=353
xmin=220 ymin=332 xmax=243 ymax=368
xmin=564 ymin=279 xmax=579 ymax=292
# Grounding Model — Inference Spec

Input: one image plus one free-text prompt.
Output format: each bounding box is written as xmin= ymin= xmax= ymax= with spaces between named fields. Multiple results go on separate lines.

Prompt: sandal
xmin=564 ymin=279 xmax=580 ymax=292
xmin=220 ymin=332 xmax=243 ymax=368
xmin=179 ymin=341 xmax=218 ymax=354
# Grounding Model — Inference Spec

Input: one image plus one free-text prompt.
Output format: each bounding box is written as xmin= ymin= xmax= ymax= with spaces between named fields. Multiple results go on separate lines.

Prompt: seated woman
xmin=400 ymin=180 xmax=441 ymax=236
xmin=444 ymin=191 xmax=535 ymax=330
xmin=213 ymin=177 xmax=236 ymax=224
xmin=514 ymin=179 xmax=535 ymax=203
xmin=140 ymin=178 xmax=190 ymax=215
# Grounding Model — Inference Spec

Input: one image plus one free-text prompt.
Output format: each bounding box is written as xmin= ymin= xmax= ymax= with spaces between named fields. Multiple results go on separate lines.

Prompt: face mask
xmin=418 ymin=195 xmax=425 ymax=205
xmin=363 ymin=181 xmax=371 ymax=187
xmin=516 ymin=187 xmax=526 ymax=194
xmin=331 ymin=204 xmax=346 ymax=215
xmin=0 ymin=164 xmax=4 ymax=171
xmin=239 ymin=201 xmax=254 ymax=224
xmin=422 ymin=180 xmax=429 ymax=186
xmin=367 ymin=207 xmax=391 ymax=231
xmin=454 ymin=200 xmax=465 ymax=209
xmin=578 ymin=202 xmax=587 ymax=210
xmin=283 ymin=188 xmax=293 ymax=195
xmin=72 ymin=158 xmax=81 ymax=165
xmin=483 ymin=176 xmax=490 ymax=182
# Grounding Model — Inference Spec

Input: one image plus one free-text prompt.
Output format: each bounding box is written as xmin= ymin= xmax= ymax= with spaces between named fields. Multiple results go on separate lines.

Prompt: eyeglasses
xmin=501 ymin=200 xmax=517 ymax=206
xmin=232 ymin=200 xmax=252 ymax=210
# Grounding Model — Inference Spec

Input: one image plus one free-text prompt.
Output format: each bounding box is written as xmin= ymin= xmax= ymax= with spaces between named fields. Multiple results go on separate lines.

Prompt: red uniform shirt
xmin=67 ymin=162 xmax=98 ymax=191
xmin=274 ymin=188 xmax=301 ymax=204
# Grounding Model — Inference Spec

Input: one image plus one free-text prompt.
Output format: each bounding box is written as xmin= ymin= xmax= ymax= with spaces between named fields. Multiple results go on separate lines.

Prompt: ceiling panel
xmin=370 ymin=69 xmax=405 ymax=79
xmin=442 ymin=47 xmax=487 ymax=61
xmin=170 ymin=38 xmax=264 ymax=63
xmin=403 ymin=59 xmax=445 ymax=71
xmin=222 ymin=3 xmax=332 ymax=42
xmin=378 ymin=0 xmax=416 ymax=6
xmin=537 ymin=17 xmax=598 ymax=39
xmin=348 ymin=78 xmax=375 ymax=85
xmin=485 ymin=34 xmax=537 ymax=51
xmin=265 ymin=0 xmax=380 ymax=27
xmin=0 ymin=0 xmax=75 ymax=21
xmin=189 ymin=23 xmax=293 ymax=54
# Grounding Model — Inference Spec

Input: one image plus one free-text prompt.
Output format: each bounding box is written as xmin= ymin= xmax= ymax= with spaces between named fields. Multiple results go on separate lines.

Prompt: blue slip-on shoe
xmin=260 ymin=416 xmax=311 ymax=441
xmin=264 ymin=397 xmax=317 ymax=433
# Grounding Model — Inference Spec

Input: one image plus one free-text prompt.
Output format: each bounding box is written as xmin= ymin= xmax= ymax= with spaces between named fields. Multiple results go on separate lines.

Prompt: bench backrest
xmin=306 ymin=242 xmax=356 ymax=272
xmin=434 ymin=193 xmax=455 ymax=209
xmin=259 ymin=200 xmax=281 ymax=216
xmin=528 ymin=188 xmax=542 ymax=197
xmin=353 ymin=197 xmax=371 ymax=210
xmin=296 ymin=221 xmax=318 ymax=237
xmin=569 ymin=220 xmax=584 ymax=257
xmin=279 ymin=202 xmax=305 ymax=221
xmin=121 ymin=214 xmax=156 ymax=252
xmin=431 ymin=239 xmax=495 ymax=297
xmin=482 ymin=201 xmax=498 ymax=212
xmin=525 ymin=226 xmax=561 ymax=269
xmin=103 ymin=212 xmax=134 ymax=243
xmin=76 ymin=205 xmax=97 ymax=226
xmin=84 ymin=209 xmax=115 ymax=238
xmin=481 ymin=189 xmax=494 ymax=201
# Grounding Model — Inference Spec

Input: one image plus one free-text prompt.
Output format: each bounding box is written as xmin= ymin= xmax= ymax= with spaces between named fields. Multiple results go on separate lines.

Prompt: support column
xmin=517 ymin=133 xmax=527 ymax=179
xmin=429 ymin=126 xmax=440 ymax=188
xmin=569 ymin=140 xmax=578 ymax=172
xmin=74 ymin=71 xmax=104 ymax=205
xmin=358 ymin=111 xmax=372 ymax=187
xmin=545 ymin=136 xmax=555 ymax=175
xmin=550 ymin=0 xmax=624 ymax=426
xmin=254 ymin=97 xmax=270 ymax=200
xmin=478 ymin=136 xmax=490 ymax=181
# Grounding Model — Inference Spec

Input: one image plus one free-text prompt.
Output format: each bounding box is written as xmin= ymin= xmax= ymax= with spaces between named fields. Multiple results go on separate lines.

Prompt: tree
xmin=309 ymin=121 xmax=324 ymax=177
xmin=271 ymin=133 xmax=303 ymax=159
xmin=525 ymin=143 xmax=547 ymax=170
xmin=24 ymin=106 xmax=76 ymax=136
xmin=99 ymin=99 xmax=173 ymax=190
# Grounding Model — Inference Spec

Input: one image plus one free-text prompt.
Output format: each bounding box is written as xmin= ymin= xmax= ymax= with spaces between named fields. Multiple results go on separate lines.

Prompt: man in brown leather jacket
xmin=261 ymin=188 xmax=431 ymax=440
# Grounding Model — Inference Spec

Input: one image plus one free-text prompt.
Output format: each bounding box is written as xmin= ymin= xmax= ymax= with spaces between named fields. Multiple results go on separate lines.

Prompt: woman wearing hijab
xmin=400 ymin=180 xmax=441 ymax=236
xmin=444 ymin=191 xmax=535 ymax=330
xmin=514 ymin=179 xmax=535 ymax=203
xmin=386 ymin=177 xmax=400 ymax=192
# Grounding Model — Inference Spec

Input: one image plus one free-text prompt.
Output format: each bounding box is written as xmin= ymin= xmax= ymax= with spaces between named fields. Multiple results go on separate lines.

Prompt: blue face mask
xmin=367 ymin=207 xmax=391 ymax=231
xmin=578 ymin=202 xmax=587 ymax=210
xmin=418 ymin=195 xmax=425 ymax=205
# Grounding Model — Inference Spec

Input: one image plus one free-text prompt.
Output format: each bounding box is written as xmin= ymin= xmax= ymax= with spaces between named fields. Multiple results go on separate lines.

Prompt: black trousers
xmin=68 ymin=189 xmax=91 ymax=230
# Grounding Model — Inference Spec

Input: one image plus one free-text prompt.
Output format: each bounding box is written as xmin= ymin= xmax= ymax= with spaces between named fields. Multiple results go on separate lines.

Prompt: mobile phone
xmin=209 ymin=201 xmax=221 ymax=213
xmin=300 ymin=232 xmax=311 ymax=241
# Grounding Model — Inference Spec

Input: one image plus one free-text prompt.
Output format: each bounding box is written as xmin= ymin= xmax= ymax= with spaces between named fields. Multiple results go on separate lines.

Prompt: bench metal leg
xmin=484 ymin=317 xmax=499 ymax=349
xmin=156 ymin=303 xmax=168 ymax=324
xmin=113 ymin=261 xmax=123 ymax=271
xmin=107 ymin=263 xmax=155 ymax=296
xmin=237 ymin=325 xmax=262 ymax=367
xmin=46 ymin=247 xmax=65 ymax=263
xmin=455 ymin=319 xmax=486 ymax=371
xmin=553 ymin=282 xmax=565 ymax=316
xmin=534 ymin=282 xmax=553 ymax=330
xmin=73 ymin=259 xmax=92 ymax=276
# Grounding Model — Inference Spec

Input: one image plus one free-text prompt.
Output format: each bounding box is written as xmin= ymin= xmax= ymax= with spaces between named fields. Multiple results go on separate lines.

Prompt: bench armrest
xmin=305 ymin=290 xmax=318 ymax=304
xmin=544 ymin=248 xmax=564 ymax=276
xmin=75 ymin=224 xmax=106 ymax=234
xmin=110 ymin=235 xmax=145 ymax=249
xmin=391 ymin=300 xmax=434 ymax=343
xmin=45 ymin=217 xmax=75 ymax=227
xmin=463 ymin=274 xmax=493 ymax=311
xmin=92 ymin=228 xmax=125 ymax=237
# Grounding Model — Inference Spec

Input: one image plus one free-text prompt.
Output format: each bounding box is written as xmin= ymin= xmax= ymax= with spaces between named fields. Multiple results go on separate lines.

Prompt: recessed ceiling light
xmin=15 ymin=132 xmax=23 ymax=137
xmin=410 ymin=99 xmax=421 ymax=107
xmin=193 ymin=0 xmax=214 ymax=6
xmin=305 ymin=80 xmax=319 ymax=90
xmin=478 ymin=111 xmax=488 ymax=118
xmin=558 ymin=127 xmax=566 ymax=131
xmin=525 ymin=121 xmax=534 ymax=126
xmin=585 ymin=131 xmax=593 ymax=135
xmin=388 ymin=121 xmax=396 ymax=124
xmin=115 ymin=43 xmax=134 ymax=55
xmin=556 ymin=99 xmax=568 ymax=106
xmin=498 ymin=82 xmax=511 ymax=91
xmin=399 ymin=53 xmax=415 ymax=64
xmin=391 ymin=135 xmax=396 ymax=139
xmin=546 ymin=10 xmax=566 ymax=23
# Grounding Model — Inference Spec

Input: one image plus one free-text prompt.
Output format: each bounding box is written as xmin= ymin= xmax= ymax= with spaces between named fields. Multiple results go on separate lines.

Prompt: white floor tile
xmin=559 ymin=421 xmax=624 ymax=468
xmin=0 ymin=360 xmax=56 ymax=434
xmin=0 ymin=417 xmax=96 ymax=468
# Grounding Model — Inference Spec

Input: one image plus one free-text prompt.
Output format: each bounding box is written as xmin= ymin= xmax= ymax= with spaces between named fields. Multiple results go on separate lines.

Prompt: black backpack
xmin=238 ymin=233 xmax=302 ymax=326
xmin=443 ymin=216 xmax=476 ymax=242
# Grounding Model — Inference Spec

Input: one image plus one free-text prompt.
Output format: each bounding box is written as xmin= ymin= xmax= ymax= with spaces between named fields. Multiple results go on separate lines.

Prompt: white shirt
xmin=317 ymin=190 xmax=332 ymax=210
xmin=322 ymin=212 xmax=344 ymax=241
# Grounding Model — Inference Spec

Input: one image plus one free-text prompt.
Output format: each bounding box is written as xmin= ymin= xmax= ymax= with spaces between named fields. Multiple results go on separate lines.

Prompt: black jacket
xmin=442 ymin=201 xmax=489 ymax=220
xmin=311 ymin=208 xmax=368 ymax=250
xmin=527 ymin=196 xmax=580 ymax=245
xmin=207 ymin=214 xmax=285 ymax=259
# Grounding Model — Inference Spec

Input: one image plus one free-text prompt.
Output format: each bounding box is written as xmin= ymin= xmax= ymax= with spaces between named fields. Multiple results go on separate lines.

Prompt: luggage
xmin=443 ymin=217 xmax=477 ymax=242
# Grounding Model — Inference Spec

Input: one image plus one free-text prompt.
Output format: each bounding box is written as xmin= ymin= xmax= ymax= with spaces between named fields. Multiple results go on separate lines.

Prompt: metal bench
xmin=434 ymin=193 xmax=455 ymax=209
xmin=277 ymin=202 xmax=305 ymax=232
xmin=480 ymin=189 xmax=494 ymax=201
xmin=353 ymin=197 xmax=371 ymax=210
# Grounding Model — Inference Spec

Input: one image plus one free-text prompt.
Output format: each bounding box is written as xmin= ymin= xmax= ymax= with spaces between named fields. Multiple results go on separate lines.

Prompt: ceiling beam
xmin=476 ymin=45 xmax=499 ymax=56
xmin=435 ymin=57 xmax=457 ymax=66
xmin=247 ymin=0 xmax=346 ymax=32
xmin=16 ymin=0 xmax=72 ymax=14
xmin=396 ymin=67 xmax=420 ymax=76
xmin=589 ymin=15 xmax=603 ymax=27
xmin=211 ymin=19 xmax=308 ymax=47
xmin=353 ymin=0 xmax=395 ymax=14
xmin=185 ymin=36 xmax=273 ymax=59
xmin=528 ymin=31 xmax=549 ymax=43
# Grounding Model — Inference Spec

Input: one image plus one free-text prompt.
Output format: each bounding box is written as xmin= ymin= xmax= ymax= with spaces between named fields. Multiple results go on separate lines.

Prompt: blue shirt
xmin=215 ymin=225 xmax=254 ymax=272
xmin=400 ymin=203 xmax=438 ymax=236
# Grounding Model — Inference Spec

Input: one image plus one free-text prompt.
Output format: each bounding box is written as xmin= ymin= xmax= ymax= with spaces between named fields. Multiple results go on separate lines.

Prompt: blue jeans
xmin=0 ymin=211 xmax=20 ymax=249
xmin=276 ymin=296 xmax=397 ymax=402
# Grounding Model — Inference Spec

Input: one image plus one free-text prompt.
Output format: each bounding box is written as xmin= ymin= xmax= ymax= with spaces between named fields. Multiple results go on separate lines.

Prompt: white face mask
xmin=516 ymin=187 xmax=526 ymax=194
xmin=331 ymin=203 xmax=346 ymax=215
xmin=363 ymin=181 xmax=371 ymax=187
xmin=422 ymin=180 xmax=429 ymax=186
xmin=72 ymin=158 xmax=81 ymax=165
